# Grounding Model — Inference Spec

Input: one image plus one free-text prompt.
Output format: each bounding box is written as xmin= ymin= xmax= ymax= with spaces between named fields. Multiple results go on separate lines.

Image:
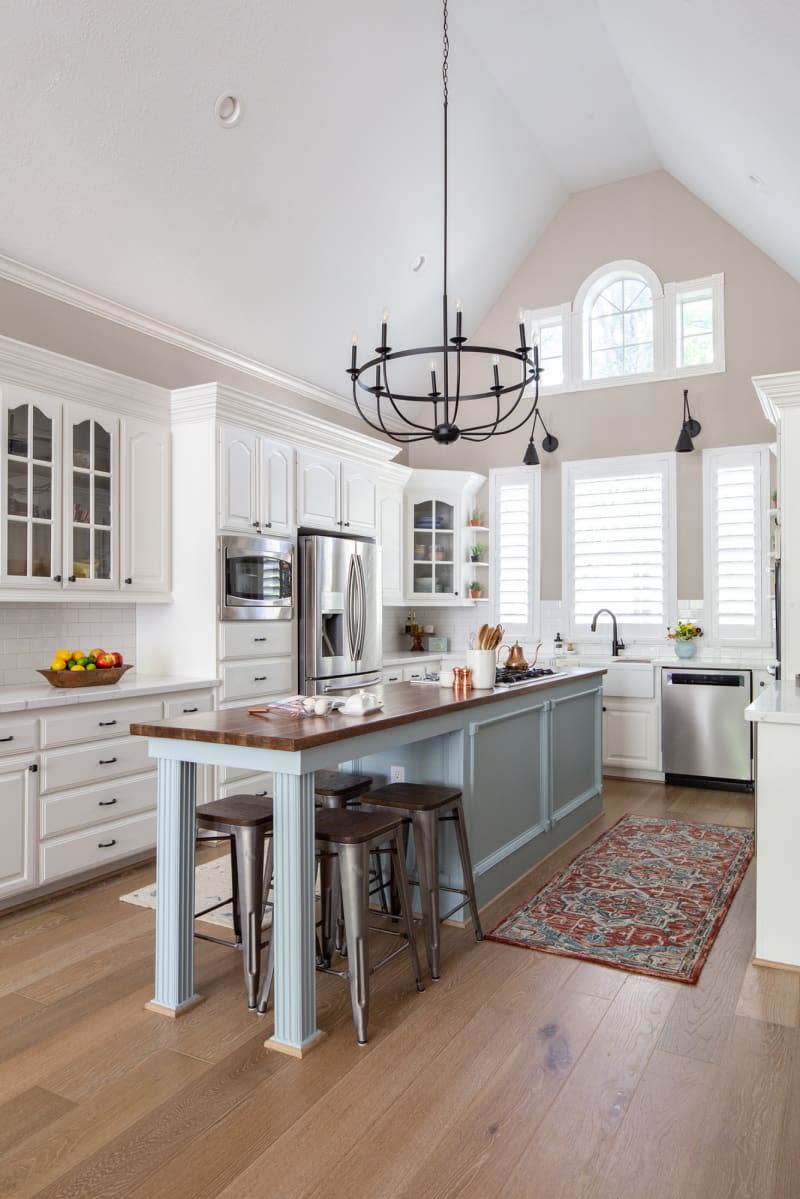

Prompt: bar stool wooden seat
xmin=364 ymin=782 xmax=483 ymax=979
xmin=195 ymin=795 xmax=275 ymax=1010
xmin=314 ymin=770 xmax=373 ymax=808
xmin=258 ymin=807 xmax=424 ymax=1044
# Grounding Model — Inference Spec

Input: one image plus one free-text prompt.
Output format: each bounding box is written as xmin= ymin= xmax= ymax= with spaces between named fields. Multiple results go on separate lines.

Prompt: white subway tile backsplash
xmin=0 ymin=603 xmax=137 ymax=686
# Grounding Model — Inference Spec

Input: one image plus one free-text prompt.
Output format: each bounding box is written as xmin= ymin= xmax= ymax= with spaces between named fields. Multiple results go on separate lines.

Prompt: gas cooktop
xmin=494 ymin=667 xmax=556 ymax=687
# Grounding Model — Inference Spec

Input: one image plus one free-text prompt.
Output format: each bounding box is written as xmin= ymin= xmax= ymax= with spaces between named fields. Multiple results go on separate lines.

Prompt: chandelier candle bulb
xmin=455 ymin=299 xmax=463 ymax=339
xmin=381 ymin=312 xmax=388 ymax=351
xmin=492 ymin=358 xmax=500 ymax=390
xmin=430 ymin=362 xmax=438 ymax=394
xmin=350 ymin=334 xmax=357 ymax=372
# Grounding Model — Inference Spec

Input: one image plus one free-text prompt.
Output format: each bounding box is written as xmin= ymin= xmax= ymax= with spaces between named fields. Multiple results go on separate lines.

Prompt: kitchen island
xmin=131 ymin=668 xmax=604 ymax=1056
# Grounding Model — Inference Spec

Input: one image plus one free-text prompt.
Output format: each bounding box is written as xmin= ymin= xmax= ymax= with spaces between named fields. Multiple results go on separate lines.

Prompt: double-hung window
xmin=489 ymin=466 xmax=541 ymax=639
xmin=703 ymin=445 xmax=771 ymax=643
xmin=563 ymin=454 xmax=677 ymax=639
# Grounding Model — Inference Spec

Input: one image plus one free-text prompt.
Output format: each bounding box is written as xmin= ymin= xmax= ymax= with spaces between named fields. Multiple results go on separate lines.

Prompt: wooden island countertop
xmin=130 ymin=669 xmax=604 ymax=752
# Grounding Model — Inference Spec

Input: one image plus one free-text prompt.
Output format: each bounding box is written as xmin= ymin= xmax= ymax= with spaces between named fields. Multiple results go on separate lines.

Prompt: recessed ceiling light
xmin=215 ymin=93 xmax=243 ymax=128
xmin=411 ymin=254 xmax=427 ymax=272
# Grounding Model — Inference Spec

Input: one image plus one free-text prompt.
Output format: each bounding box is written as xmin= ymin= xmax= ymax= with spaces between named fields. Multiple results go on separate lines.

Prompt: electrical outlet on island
xmin=390 ymin=765 xmax=405 ymax=784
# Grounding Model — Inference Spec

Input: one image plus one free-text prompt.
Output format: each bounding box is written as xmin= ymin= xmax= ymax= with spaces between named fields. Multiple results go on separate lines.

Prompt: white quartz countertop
xmin=0 ymin=674 xmax=219 ymax=714
xmin=745 ymin=682 xmax=800 ymax=725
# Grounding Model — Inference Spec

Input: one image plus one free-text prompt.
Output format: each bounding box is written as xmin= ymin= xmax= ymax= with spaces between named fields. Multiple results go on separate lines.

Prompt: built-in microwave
xmin=218 ymin=534 xmax=294 ymax=621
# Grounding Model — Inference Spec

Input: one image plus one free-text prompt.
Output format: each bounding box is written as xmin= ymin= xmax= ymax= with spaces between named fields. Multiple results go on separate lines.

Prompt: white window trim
xmin=702 ymin=443 xmax=771 ymax=646
xmin=489 ymin=465 xmax=541 ymax=640
xmin=525 ymin=267 xmax=725 ymax=396
xmin=528 ymin=302 xmax=572 ymax=395
xmin=562 ymin=452 xmax=678 ymax=644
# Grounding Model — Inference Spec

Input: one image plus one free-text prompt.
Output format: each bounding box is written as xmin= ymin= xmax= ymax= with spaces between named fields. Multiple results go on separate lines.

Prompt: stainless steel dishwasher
xmin=661 ymin=667 xmax=753 ymax=791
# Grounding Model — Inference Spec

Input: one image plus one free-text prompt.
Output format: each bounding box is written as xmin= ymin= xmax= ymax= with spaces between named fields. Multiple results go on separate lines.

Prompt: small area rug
xmin=120 ymin=856 xmax=272 ymax=931
xmin=486 ymin=815 xmax=754 ymax=984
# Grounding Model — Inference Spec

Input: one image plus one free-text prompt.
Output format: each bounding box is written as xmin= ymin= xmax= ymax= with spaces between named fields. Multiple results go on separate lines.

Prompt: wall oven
xmin=218 ymin=534 xmax=294 ymax=621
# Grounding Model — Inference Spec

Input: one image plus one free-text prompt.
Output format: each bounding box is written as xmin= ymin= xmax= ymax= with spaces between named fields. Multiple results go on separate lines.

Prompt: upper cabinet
xmin=404 ymin=471 xmax=485 ymax=605
xmin=121 ymin=418 xmax=170 ymax=594
xmin=2 ymin=392 xmax=61 ymax=590
xmin=296 ymin=450 xmax=377 ymax=535
xmin=219 ymin=424 xmax=294 ymax=536
xmin=377 ymin=479 xmax=405 ymax=604
xmin=1 ymin=382 xmax=171 ymax=602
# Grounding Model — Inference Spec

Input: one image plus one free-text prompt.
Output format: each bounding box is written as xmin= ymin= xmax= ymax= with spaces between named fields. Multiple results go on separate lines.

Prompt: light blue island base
xmin=141 ymin=670 xmax=603 ymax=1057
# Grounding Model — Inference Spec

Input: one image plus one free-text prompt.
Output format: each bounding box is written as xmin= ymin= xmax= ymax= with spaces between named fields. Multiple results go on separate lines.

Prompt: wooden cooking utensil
xmin=478 ymin=623 xmax=489 ymax=649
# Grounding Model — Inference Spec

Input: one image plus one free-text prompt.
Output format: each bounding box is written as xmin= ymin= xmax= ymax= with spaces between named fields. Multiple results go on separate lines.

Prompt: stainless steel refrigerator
xmin=298 ymin=531 xmax=382 ymax=695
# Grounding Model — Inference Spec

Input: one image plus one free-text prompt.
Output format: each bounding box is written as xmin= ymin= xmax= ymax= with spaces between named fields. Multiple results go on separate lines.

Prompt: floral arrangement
xmin=667 ymin=621 xmax=703 ymax=642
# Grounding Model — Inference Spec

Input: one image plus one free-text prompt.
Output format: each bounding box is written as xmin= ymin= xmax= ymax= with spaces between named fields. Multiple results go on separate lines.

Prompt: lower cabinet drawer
xmin=0 ymin=716 xmax=38 ymax=758
xmin=219 ymin=772 xmax=272 ymax=800
xmin=40 ymin=698 xmax=164 ymax=749
xmin=220 ymin=658 xmax=295 ymax=703
xmin=40 ymin=812 xmax=157 ymax=883
xmin=41 ymin=736 xmax=154 ymax=795
xmin=41 ymin=773 xmax=156 ymax=838
xmin=163 ymin=692 xmax=215 ymax=719
xmin=219 ymin=622 xmax=294 ymax=660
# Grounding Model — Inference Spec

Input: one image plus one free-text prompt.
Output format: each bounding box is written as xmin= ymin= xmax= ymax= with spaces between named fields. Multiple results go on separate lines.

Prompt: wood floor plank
xmin=496 ymin=975 xmax=678 ymax=1199
xmin=735 ymin=961 xmax=800 ymax=1029
xmin=585 ymin=1048 xmax=718 ymax=1199
xmin=0 ymin=1050 xmax=206 ymax=1199
xmin=564 ymin=962 xmax=628 ymax=1000
xmin=685 ymin=1015 xmax=794 ymax=1199
xmin=0 ymin=1086 xmax=75 ymax=1157
xmin=393 ymin=989 xmax=611 ymax=1199
xmin=770 ymin=1022 xmax=800 ymax=1198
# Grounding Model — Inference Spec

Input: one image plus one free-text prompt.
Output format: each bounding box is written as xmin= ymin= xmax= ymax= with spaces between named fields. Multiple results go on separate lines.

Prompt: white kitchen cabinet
xmin=402 ymin=661 xmax=440 ymax=682
xmin=377 ymin=480 xmax=405 ymax=603
xmin=297 ymin=450 xmax=377 ymax=535
xmin=0 ymin=760 xmax=37 ymax=899
xmin=62 ymin=404 xmax=118 ymax=592
xmin=404 ymin=470 xmax=484 ymax=605
xmin=218 ymin=424 xmax=294 ymax=537
xmin=1 ymin=380 xmax=170 ymax=602
xmin=602 ymin=697 xmax=660 ymax=773
xmin=381 ymin=668 xmax=403 ymax=684
xmin=121 ymin=417 xmax=170 ymax=594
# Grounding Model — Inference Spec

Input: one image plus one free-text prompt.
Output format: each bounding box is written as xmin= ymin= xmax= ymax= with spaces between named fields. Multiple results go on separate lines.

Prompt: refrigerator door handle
xmin=355 ymin=553 xmax=367 ymax=661
xmin=346 ymin=554 xmax=359 ymax=662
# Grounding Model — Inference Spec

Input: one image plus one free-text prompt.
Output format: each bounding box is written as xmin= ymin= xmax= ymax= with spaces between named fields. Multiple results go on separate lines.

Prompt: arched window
xmin=581 ymin=266 xmax=657 ymax=381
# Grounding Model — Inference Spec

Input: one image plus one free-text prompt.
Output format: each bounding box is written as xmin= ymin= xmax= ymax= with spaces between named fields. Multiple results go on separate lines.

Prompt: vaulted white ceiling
xmin=0 ymin=0 xmax=797 ymax=400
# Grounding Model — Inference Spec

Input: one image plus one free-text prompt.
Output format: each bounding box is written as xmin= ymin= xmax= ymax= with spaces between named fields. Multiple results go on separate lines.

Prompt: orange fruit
xmin=50 ymin=658 xmax=66 ymax=671
xmin=71 ymin=651 xmax=85 ymax=661
xmin=70 ymin=663 xmax=86 ymax=672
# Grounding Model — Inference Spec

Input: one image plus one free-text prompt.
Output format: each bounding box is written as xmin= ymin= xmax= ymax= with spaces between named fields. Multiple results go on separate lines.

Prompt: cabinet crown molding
xmin=171 ymin=383 xmax=402 ymax=468
xmin=0 ymin=332 xmax=170 ymax=421
xmin=752 ymin=372 xmax=800 ymax=424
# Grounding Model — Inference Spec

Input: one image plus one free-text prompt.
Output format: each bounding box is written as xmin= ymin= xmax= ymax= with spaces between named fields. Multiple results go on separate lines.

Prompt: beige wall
xmin=409 ymin=170 xmax=797 ymax=599
xmin=0 ymin=275 xmax=405 ymax=456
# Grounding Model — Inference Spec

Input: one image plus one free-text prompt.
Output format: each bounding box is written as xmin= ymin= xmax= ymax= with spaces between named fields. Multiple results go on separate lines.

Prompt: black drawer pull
xmin=254 ymin=676 xmax=267 ymax=682
xmin=98 ymin=839 xmax=117 ymax=848
xmin=182 ymin=707 xmax=198 ymax=714
xmin=98 ymin=719 xmax=117 ymax=727
xmin=254 ymin=637 xmax=267 ymax=642
xmin=0 ymin=736 xmax=13 ymax=743
xmin=98 ymin=797 xmax=117 ymax=806
xmin=99 ymin=757 xmax=118 ymax=765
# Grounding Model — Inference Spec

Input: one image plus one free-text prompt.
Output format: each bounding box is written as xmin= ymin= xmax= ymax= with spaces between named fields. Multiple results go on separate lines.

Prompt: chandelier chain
xmin=442 ymin=0 xmax=449 ymax=105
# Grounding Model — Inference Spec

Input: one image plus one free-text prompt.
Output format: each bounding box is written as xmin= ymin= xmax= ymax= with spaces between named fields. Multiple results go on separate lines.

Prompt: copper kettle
xmin=499 ymin=640 xmax=528 ymax=671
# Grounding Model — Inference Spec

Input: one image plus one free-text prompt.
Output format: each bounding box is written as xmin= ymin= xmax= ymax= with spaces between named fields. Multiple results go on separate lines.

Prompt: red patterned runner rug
xmin=486 ymin=815 xmax=754 ymax=984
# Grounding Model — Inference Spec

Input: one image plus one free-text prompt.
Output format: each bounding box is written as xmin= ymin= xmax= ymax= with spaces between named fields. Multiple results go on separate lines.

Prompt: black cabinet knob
xmin=28 ymin=763 xmax=38 ymax=773
xmin=68 ymin=575 xmax=76 ymax=582
xmin=252 ymin=522 xmax=260 ymax=528
xmin=265 ymin=521 xmax=272 ymax=528
xmin=53 ymin=574 xmax=62 ymax=582
xmin=124 ymin=578 xmax=132 ymax=585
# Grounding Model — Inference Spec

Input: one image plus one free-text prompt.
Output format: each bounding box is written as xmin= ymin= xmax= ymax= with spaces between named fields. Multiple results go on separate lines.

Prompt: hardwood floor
xmin=1 ymin=779 xmax=796 ymax=1199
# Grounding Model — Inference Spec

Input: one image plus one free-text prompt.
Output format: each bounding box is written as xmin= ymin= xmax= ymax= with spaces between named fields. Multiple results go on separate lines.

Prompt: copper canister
xmin=453 ymin=666 xmax=473 ymax=690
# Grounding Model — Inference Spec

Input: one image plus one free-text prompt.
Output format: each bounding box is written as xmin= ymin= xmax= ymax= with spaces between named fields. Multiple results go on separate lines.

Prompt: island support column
xmin=146 ymin=758 xmax=203 ymax=1016
xmin=266 ymin=769 xmax=324 ymax=1056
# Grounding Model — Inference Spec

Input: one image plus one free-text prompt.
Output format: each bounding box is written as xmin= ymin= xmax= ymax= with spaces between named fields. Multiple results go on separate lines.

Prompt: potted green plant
xmin=469 ymin=580 xmax=483 ymax=599
xmin=667 ymin=621 xmax=703 ymax=659
xmin=469 ymin=510 xmax=483 ymax=527
xmin=469 ymin=542 xmax=486 ymax=563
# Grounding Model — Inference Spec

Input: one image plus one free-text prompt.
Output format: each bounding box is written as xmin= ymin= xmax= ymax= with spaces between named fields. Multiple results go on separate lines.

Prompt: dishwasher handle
xmin=665 ymin=672 xmax=746 ymax=687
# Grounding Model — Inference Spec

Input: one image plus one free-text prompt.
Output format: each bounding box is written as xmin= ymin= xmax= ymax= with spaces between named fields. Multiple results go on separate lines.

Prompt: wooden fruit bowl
xmin=37 ymin=664 xmax=133 ymax=688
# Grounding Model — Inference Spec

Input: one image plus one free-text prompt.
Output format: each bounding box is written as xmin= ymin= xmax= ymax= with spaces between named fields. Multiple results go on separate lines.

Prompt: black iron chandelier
xmin=347 ymin=0 xmax=556 ymax=463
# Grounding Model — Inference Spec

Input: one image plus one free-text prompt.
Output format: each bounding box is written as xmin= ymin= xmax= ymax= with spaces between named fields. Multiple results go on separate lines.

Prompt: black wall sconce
xmin=675 ymin=388 xmax=702 ymax=453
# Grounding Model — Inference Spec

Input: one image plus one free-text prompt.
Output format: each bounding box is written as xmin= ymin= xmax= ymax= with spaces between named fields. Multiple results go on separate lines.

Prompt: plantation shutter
xmin=704 ymin=446 xmax=769 ymax=642
xmin=567 ymin=457 xmax=673 ymax=634
xmin=490 ymin=467 xmax=540 ymax=636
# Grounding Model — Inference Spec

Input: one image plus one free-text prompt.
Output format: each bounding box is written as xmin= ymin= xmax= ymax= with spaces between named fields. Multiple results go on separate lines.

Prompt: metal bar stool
xmin=195 ymin=795 xmax=275 ymax=1009
xmin=257 ymin=807 xmax=424 ymax=1044
xmin=364 ymin=783 xmax=483 ymax=979
xmin=314 ymin=770 xmax=382 ymax=962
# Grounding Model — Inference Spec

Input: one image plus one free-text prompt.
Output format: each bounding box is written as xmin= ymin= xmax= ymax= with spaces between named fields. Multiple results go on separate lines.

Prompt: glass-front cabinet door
xmin=410 ymin=496 xmax=457 ymax=598
xmin=2 ymin=392 xmax=61 ymax=588
xmin=63 ymin=406 xmax=118 ymax=589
